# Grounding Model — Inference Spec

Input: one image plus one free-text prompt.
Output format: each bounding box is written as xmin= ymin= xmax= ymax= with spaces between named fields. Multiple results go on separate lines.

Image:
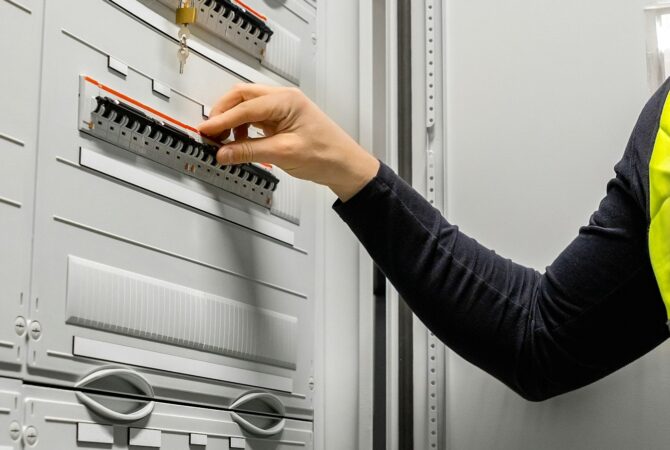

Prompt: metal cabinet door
xmin=0 ymin=378 xmax=22 ymax=450
xmin=0 ymin=0 xmax=44 ymax=377
xmin=22 ymin=383 xmax=312 ymax=449
xmin=26 ymin=0 xmax=316 ymax=420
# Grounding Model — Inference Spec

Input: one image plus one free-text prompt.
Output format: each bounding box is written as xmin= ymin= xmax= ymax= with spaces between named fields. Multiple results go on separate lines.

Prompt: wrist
xmin=329 ymin=150 xmax=379 ymax=202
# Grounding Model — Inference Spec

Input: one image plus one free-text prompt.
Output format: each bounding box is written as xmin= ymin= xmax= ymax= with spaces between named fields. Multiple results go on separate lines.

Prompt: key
xmin=177 ymin=37 xmax=190 ymax=74
xmin=176 ymin=1 xmax=196 ymax=74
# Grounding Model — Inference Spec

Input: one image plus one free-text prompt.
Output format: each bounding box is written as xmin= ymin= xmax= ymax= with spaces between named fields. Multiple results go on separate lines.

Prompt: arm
xmin=334 ymin=159 xmax=667 ymax=400
xmin=199 ymin=83 xmax=670 ymax=401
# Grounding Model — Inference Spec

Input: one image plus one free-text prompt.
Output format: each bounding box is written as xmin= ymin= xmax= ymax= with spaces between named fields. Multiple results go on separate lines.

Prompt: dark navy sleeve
xmin=333 ymin=94 xmax=670 ymax=400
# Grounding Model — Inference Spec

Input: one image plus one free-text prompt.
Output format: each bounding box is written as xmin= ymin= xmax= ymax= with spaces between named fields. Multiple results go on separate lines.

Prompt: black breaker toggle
xmin=206 ymin=0 xmax=274 ymax=43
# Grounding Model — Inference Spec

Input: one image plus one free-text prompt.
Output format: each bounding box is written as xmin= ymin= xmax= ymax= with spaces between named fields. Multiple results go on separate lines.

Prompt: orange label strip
xmin=84 ymin=76 xmax=199 ymax=134
xmin=234 ymin=0 xmax=267 ymax=21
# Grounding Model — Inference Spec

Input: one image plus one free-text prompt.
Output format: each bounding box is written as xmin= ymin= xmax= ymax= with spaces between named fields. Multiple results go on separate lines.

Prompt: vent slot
xmin=262 ymin=21 xmax=302 ymax=84
xmin=66 ymin=256 xmax=298 ymax=369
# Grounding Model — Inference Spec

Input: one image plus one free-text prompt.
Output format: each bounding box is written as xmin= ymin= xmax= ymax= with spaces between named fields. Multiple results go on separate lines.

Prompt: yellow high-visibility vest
xmin=650 ymin=91 xmax=670 ymax=320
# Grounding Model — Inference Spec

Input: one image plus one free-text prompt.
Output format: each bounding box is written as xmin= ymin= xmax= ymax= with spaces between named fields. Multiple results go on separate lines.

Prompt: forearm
xmin=334 ymin=163 xmax=541 ymax=396
xmin=334 ymin=162 xmax=669 ymax=400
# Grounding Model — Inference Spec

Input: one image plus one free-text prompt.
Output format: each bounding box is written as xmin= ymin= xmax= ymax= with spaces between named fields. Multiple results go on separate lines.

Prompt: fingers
xmin=209 ymin=83 xmax=279 ymax=117
xmin=199 ymin=95 xmax=284 ymax=138
xmin=216 ymin=134 xmax=291 ymax=166
xmin=208 ymin=128 xmax=232 ymax=144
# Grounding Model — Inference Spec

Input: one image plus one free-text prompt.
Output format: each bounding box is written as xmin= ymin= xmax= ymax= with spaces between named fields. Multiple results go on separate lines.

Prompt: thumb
xmin=216 ymin=136 xmax=286 ymax=166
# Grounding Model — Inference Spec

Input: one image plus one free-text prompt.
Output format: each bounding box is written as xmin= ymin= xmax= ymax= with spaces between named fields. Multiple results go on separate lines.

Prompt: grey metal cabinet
xmin=19 ymin=0 xmax=317 ymax=422
xmin=0 ymin=0 xmax=44 ymax=379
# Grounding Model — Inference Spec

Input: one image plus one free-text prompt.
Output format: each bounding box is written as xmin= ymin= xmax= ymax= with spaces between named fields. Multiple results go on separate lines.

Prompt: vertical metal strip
xmin=426 ymin=153 xmax=439 ymax=450
xmin=385 ymin=0 xmax=400 ymax=446
xmin=425 ymin=0 xmax=437 ymax=129
xmin=425 ymin=0 xmax=440 ymax=448
xmin=397 ymin=0 xmax=414 ymax=447
xmin=373 ymin=266 xmax=388 ymax=450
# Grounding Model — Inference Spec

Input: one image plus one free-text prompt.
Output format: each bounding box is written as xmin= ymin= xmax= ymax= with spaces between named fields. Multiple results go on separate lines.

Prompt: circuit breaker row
xmin=0 ymin=0 xmax=317 ymax=448
xmin=80 ymin=76 xmax=279 ymax=209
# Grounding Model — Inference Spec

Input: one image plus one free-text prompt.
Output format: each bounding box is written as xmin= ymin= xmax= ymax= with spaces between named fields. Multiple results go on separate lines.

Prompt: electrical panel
xmin=1 ymin=0 xmax=319 ymax=446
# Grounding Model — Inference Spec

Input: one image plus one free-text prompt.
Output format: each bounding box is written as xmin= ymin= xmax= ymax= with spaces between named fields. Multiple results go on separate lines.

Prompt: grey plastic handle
xmin=75 ymin=367 xmax=155 ymax=423
xmin=230 ymin=392 xmax=286 ymax=436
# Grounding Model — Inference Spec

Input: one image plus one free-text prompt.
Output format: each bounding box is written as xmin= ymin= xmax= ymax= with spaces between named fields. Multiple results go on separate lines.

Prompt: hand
xmin=197 ymin=84 xmax=380 ymax=202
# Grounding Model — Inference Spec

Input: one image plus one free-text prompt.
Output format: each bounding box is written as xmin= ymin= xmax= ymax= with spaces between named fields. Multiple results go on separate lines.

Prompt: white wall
xmin=443 ymin=1 xmax=670 ymax=449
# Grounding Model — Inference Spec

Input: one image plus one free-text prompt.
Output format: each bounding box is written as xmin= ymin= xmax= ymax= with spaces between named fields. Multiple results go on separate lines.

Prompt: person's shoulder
xmin=638 ymin=78 xmax=670 ymax=132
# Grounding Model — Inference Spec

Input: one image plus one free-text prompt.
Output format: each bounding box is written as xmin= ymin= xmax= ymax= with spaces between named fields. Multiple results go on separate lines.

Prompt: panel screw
xmin=14 ymin=317 xmax=26 ymax=337
xmin=8 ymin=421 xmax=21 ymax=441
xmin=24 ymin=425 xmax=38 ymax=446
xmin=308 ymin=377 xmax=315 ymax=390
xmin=29 ymin=321 xmax=42 ymax=341
xmin=311 ymin=33 xmax=317 ymax=45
